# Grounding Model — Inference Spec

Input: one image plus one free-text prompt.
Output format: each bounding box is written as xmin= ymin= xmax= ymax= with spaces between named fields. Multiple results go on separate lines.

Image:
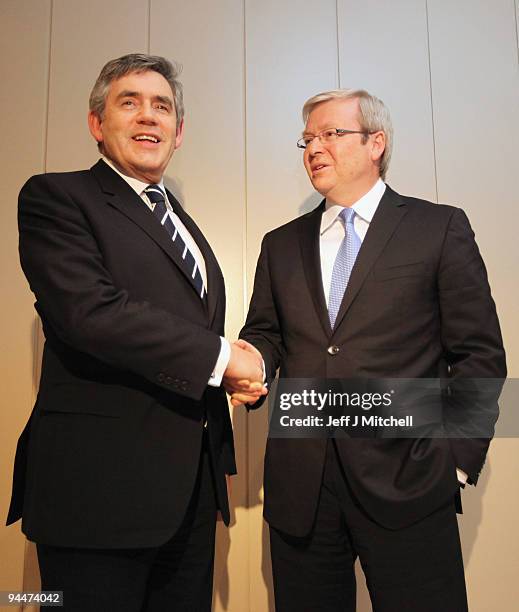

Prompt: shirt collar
xmin=101 ymin=157 xmax=165 ymax=196
xmin=320 ymin=178 xmax=386 ymax=235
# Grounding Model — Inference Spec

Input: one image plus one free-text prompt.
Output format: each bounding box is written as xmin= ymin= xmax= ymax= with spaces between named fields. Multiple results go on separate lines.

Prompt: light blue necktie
xmin=328 ymin=207 xmax=361 ymax=328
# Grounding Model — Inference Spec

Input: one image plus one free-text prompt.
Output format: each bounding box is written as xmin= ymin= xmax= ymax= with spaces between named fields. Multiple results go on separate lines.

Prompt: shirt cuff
xmin=208 ymin=337 xmax=231 ymax=387
xmin=456 ymin=468 xmax=468 ymax=485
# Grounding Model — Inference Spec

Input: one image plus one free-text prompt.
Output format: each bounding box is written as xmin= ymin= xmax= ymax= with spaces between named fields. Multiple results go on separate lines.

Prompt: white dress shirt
xmin=320 ymin=179 xmax=386 ymax=306
xmin=101 ymin=158 xmax=230 ymax=386
xmin=319 ymin=178 xmax=467 ymax=486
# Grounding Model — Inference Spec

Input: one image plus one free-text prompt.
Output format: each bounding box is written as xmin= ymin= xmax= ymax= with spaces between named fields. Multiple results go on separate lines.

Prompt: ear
xmin=88 ymin=111 xmax=103 ymax=144
xmin=370 ymin=131 xmax=386 ymax=163
xmin=174 ymin=118 xmax=185 ymax=150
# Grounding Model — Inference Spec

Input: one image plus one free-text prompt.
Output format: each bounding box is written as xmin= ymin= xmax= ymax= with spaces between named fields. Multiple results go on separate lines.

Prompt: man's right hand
xmin=223 ymin=340 xmax=268 ymax=406
xmin=223 ymin=342 xmax=263 ymax=390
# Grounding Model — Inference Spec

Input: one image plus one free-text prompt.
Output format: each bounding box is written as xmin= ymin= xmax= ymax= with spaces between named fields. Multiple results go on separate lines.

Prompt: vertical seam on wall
xmin=147 ymin=0 xmax=151 ymax=53
xmin=242 ymin=1 xmax=251 ymax=609
xmin=36 ymin=0 xmax=53 ymax=387
xmin=242 ymin=0 xmax=249 ymax=351
xmin=23 ymin=0 xmax=54 ymax=602
xmin=43 ymin=0 xmax=53 ymax=175
xmin=335 ymin=0 xmax=341 ymax=87
xmin=514 ymin=0 xmax=519 ymax=66
xmin=425 ymin=0 xmax=439 ymax=203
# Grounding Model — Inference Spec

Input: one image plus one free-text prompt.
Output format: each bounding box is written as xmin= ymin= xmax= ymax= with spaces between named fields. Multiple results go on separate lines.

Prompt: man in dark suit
xmin=7 ymin=53 xmax=262 ymax=611
xmin=231 ymin=89 xmax=506 ymax=611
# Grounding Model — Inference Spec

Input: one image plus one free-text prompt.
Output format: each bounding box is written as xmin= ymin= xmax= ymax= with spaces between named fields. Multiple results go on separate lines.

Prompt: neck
xmin=103 ymin=156 xmax=163 ymax=185
xmin=326 ymin=176 xmax=380 ymax=207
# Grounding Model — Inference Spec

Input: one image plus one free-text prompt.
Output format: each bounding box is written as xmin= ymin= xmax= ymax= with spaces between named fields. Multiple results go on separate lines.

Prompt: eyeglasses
xmin=296 ymin=128 xmax=374 ymax=150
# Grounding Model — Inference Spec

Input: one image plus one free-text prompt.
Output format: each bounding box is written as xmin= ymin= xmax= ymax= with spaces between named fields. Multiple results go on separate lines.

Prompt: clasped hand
xmin=222 ymin=339 xmax=268 ymax=406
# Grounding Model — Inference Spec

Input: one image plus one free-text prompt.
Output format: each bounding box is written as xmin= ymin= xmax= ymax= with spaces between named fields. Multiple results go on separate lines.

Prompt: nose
xmin=137 ymin=101 xmax=157 ymax=124
xmin=306 ymin=135 xmax=324 ymax=156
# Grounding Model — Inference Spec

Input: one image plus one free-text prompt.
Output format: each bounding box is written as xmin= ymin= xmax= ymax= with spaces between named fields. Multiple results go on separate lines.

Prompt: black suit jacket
xmin=7 ymin=160 xmax=236 ymax=548
xmin=240 ymin=185 xmax=506 ymax=535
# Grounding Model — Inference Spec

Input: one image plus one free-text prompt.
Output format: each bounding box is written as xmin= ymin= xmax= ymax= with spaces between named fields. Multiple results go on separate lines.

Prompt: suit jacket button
xmin=327 ymin=345 xmax=340 ymax=355
xmin=157 ymin=373 xmax=165 ymax=382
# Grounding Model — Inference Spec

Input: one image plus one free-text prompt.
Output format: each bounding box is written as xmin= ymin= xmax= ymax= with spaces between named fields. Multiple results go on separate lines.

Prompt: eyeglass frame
xmin=296 ymin=128 xmax=376 ymax=150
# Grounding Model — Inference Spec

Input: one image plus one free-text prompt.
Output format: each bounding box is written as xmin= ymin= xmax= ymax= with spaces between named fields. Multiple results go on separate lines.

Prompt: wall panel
xmin=46 ymin=0 xmax=148 ymax=172
xmin=337 ymin=0 xmax=437 ymax=200
xmin=245 ymin=1 xmax=338 ymax=609
xmin=428 ymin=1 xmax=519 ymax=610
xmin=150 ymin=1 xmax=247 ymax=610
xmin=0 ymin=0 xmax=51 ymax=603
xmin=428 ymin=0 xmax=519 ymax=369
xmin=246 ymin=0 xmax=339 ymax=248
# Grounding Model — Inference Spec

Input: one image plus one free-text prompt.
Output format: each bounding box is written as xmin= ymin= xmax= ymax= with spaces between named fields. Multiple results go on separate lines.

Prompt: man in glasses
xmin=230 ymin=89 xmax=506 ymax=611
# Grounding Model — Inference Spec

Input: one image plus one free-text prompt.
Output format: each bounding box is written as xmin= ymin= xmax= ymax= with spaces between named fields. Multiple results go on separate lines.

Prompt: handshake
xmin=222 ymin=339 xmax=268 ymax=406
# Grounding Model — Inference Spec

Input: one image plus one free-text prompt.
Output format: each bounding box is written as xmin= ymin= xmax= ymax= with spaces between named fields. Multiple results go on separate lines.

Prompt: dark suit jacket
xmin=240 ymin=185 xmax=506 ymax=535
xmin=7 ymin=159 xmax=236 ymax=548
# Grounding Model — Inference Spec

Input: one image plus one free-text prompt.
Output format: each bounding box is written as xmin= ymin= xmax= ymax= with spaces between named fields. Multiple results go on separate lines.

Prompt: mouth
xmin=132 ymin=134 xmax=161 ymax=145
xmin=311 ymin=164 xmax=328 ymax=175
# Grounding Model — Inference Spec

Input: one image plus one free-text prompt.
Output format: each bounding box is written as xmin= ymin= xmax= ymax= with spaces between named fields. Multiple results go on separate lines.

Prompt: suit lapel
xmin=297 ymin=201 xmax=333 ymax=338
xmin=90 ymin=160 xmax=215 ymax=314
xmin=332 ymin=185 xmax=408 ymax=333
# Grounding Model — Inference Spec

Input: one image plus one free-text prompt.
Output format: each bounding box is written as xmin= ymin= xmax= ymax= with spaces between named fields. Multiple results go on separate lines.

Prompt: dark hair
xmin=89 ymin=53 xmax=184 ymax=125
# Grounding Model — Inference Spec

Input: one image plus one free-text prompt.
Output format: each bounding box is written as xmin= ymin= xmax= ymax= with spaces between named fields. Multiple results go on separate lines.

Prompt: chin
xmin=311 ymin=180 xmax=332 ymax=196
xmin=135 ymin=163 xmax=163 ymax=179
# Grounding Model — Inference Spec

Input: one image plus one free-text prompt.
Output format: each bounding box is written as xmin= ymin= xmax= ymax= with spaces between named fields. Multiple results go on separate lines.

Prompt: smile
xmin=133 ymin=134 xmax=160 ymax=143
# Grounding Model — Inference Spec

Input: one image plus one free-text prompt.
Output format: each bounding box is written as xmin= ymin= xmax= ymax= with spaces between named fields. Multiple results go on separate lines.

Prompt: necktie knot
xmin=144 ymin=184 xmax=166 ymax=205
xmin=339 ymin=207 xmax=355 ymax=225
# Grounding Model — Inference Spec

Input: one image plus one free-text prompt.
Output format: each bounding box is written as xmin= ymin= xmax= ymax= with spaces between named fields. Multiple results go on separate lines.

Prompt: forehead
xmin=305 ymin=97 xmax=360 ymax=130
xmin=107 ymin=70 xmax=173 ymax=99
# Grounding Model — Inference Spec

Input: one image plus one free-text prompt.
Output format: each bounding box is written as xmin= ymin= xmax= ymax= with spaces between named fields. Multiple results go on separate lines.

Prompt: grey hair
xmin=89 ymin=53 xmax=184 ymax=125
xmin=302 ymin=89 xmax=393 ymax=180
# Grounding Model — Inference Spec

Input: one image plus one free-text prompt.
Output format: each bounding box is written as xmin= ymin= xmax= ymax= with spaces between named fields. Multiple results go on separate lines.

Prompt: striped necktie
xmin=144 ymin=185 xmax=206 ymax=299
xmin=328 ymin=207 xmax=361 ymax=328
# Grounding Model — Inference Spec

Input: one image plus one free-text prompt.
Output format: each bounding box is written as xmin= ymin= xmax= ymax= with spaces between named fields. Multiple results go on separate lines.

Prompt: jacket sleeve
xmin=239 ymin=234 xmax=283 ymax=408
xmin=18 ymin=173 xmax=221 ymax=401
xmin=438 ymin=207 xmax=507 ymax=483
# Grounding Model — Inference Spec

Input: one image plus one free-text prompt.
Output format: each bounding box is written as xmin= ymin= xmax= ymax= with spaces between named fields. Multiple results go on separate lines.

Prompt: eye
xmin=155 ymin=104 xmax=170 ymax=112
xmin=121 ymin=100 xmax=135 ymax=107
xmin=303 ymin=135 xmax=314 ymax=145
xmin=322 ymin=129 xmax=337 ymax=140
